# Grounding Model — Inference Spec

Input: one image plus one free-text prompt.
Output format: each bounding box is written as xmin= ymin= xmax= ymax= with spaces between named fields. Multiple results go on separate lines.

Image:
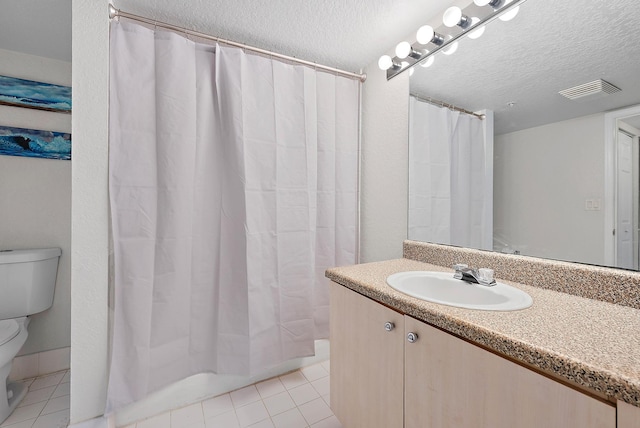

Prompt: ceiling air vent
xmin=559 ymin=79 xmax=621 ymax=100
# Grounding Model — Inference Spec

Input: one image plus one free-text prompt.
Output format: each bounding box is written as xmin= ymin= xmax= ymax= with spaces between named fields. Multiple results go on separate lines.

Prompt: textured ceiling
xmin=4 ymin=0 xmax=639 ymax=136
xmin=0 ymin=0 xmax=459 ymax=73
xmin=410 ymin=0 xmax=640 ymax=134
xmin=110 ymin=0 xmax=458 ymax=72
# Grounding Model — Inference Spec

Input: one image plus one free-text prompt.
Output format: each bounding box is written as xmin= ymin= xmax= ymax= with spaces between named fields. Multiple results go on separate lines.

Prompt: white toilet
xmin=0 ymin=248 xmax=61 ymax=424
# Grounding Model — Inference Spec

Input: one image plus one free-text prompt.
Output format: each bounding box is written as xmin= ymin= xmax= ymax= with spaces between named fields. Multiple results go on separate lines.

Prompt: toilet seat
xmin=0 ymin=321 xmax=19 ymax=347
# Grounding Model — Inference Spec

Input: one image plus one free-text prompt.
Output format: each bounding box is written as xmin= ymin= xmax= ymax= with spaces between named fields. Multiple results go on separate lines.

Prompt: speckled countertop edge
xmin=404 ymin=240 xmax=640 ymax=310
xmin=326 ymin=258 xmax=640 ymax=408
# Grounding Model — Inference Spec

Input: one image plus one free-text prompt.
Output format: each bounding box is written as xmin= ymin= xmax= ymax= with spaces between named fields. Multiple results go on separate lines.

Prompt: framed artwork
xmin=0 ymin=75 xmax=71 ymax=113
xmin=0 ymin=126 xmax=71 ymax=160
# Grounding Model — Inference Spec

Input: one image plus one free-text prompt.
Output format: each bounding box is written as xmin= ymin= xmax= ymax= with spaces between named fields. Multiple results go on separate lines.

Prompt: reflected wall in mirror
xmin=408 ymin=0 xmax=640 ymax=270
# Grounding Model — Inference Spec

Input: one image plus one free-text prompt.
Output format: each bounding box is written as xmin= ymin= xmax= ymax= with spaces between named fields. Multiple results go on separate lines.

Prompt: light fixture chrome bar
xmin=412 ymin=94 xmax=485 ymax=119
xmin=108 ymin=5 xmax=367 ymax=83
xmin=386 ymin=0 xmax=529 ymax=80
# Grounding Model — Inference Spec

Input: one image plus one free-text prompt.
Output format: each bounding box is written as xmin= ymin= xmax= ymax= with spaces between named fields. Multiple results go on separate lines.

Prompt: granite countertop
xmin=326 ymin=258 xmax=640 ymax=408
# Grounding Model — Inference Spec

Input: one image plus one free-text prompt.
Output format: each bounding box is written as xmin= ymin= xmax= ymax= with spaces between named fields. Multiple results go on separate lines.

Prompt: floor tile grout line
xmin=124 ymin=362 xmax=336 ymax=428
xmin=4 ymin=369 xmax=70 ymax=428
xmin=262 ymin=367 xmax=328 ymax=426
xmin=31 ymin=370 xmax=67 ymax=422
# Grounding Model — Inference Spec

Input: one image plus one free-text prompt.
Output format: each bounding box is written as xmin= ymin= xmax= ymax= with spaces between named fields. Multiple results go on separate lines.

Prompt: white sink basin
xmin=386 ymin=271 xmax=533 ymax=311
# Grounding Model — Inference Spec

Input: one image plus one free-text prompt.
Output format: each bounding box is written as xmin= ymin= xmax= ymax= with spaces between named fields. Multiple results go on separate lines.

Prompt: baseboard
xmin=8 ymin=346 xmax=70 ymax=381
xmin=68 ymin=414 xmax=115 ymax=428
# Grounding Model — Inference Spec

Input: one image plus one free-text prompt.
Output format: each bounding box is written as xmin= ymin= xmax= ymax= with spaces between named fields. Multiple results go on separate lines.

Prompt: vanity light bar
xmin=382 ymin=0 xmax=529 ymax=81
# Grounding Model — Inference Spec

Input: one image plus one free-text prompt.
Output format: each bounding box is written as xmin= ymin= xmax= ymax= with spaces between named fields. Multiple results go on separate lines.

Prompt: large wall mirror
xmin=408 ymin=0 xmax=640 ymax=270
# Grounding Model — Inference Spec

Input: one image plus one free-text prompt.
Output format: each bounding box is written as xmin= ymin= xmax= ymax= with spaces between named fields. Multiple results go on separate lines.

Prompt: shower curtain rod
xmin=108 ymin=5 xmax=367 ymax=83
xmin=411 ymin=94 xmax=485 ymax=120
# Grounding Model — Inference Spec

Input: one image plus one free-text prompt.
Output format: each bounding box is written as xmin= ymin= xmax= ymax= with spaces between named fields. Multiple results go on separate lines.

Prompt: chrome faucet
xmin=453 ymin=264 xmax=496 ymax=287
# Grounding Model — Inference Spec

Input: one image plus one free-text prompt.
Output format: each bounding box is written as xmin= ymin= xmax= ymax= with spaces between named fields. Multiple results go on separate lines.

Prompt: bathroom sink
xmin=386 ymin=271 xmax=532 ymax=311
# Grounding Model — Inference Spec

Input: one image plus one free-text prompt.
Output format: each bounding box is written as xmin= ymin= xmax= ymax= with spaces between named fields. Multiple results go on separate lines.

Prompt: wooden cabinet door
xmin=618 ymin=400 xmax=640 ymax=428
xmin=404 ymin=316 xmax=616 ymax=428
xmin=329 ymin=283 xmax=404 ymax=428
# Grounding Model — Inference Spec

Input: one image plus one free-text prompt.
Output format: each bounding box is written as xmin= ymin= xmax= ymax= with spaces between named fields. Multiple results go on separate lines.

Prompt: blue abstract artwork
xmin=0 ymin=75 xmax=71 ymax=113
xmin=0 ymin=126 xmax=71 ymax=160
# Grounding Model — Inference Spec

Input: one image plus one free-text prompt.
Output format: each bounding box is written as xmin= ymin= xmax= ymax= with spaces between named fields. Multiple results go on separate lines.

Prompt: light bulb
xmin=468 ymin=17 xmax=485 ymax=39
xmin=378 ymin=55 xmax=393 ymax=71
xmin=416 ymin=25 xmax=434 ymax=45
xmin=409 ymin=67 xmax=415 ymax=76
xmin=443 ymin=7 xmax=468 ymax=28
xmin=442 ymin=40 xmax=458 ymax=55
xmin=420 ymin=56 xmax=435 ymax=68
xmin=395 ymin=41 xmax=412 ymax=59
xmin=443 ymin=7 xmax=462 ymax=27
xmin=499 ymin=0 xmax=519 ymax=21
xmin=474 ymin=0 xmax=502 ymax=7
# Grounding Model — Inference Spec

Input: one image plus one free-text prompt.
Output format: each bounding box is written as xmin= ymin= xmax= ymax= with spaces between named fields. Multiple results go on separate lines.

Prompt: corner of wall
xmin=359 ymin=64 xmax=409 ymax=263
xmin=71 ymin=0 xmax=111 ymax=424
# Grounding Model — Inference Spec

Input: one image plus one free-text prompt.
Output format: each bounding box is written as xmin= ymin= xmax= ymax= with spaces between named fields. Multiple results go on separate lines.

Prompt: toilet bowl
xmin=0 ymin=248 xmax=61 ymax=424
xmin=0 ymin=318 xmax=30 ymax=420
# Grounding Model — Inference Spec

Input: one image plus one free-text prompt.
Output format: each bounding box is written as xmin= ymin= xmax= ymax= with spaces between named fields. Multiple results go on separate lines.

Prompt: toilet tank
xmin=0 ymin=248 xmax=61 ymax=320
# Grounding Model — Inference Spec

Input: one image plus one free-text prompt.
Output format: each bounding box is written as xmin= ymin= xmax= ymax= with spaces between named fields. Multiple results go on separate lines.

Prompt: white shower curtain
xmin=107 ymin=21 xmax=359 ymax=412
xmin=408 ymin=96 xmax=491 ymax=249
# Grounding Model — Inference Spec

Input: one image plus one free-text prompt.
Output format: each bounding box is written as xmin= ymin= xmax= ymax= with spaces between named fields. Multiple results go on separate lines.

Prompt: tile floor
xmin=121 ymin=360 xmax=342 ymax=428
xmin=0 ymin=370 xmax=70 ymax=428
xmin=0 ymin=360 xmax=340 ymax=428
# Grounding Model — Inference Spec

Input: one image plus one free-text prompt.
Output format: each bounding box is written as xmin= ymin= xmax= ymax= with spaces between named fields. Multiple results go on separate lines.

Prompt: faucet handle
xmin=478 ymin=268 xmax=494 ymax=283
xmin=453 ymin=263 xmax=468 ymax=279
xmin=478 ymin=268 xmax=496 ymax=286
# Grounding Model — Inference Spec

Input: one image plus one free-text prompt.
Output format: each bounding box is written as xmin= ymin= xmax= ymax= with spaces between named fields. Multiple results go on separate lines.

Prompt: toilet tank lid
xmin=0 ymin=248 xmax=62 ymax=264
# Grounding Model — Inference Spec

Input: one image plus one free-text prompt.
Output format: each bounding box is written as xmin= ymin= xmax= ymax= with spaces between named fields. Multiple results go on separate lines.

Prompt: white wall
xmin=0 ymin=48 xmax=71 ymax=355
xmin=360 ymin=63 xmax=409 ymax=262
xmin=494 ymin=113 xmax=605 ymax=265
xmin=70 ymin=0 xmax=110 ymax=424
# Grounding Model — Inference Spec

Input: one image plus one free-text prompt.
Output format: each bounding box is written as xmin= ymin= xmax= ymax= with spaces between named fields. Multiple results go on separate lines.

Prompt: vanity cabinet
xmin=404 ymin=316 xmax=615 ymax=427
xmin=330 ymin=282 xmax=617 ymax=428
xmin=329 ymin=280 xmax=404 ymax=428
xmin=618 ymin=400 xmax=640 ymax=428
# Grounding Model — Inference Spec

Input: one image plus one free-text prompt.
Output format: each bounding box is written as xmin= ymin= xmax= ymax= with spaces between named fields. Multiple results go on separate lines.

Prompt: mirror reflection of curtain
xmin=408 ymin=97 xmax=492 ymax=249
xmin=107 ymin=21 xmax=359 ymax=412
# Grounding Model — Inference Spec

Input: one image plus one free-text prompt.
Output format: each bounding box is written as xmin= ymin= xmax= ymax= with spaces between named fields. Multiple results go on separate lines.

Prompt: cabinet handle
xmin=384 ymin=322 xmax=395 ymax=332
xmin=407 ymin=332 xmax=419 ymax=343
